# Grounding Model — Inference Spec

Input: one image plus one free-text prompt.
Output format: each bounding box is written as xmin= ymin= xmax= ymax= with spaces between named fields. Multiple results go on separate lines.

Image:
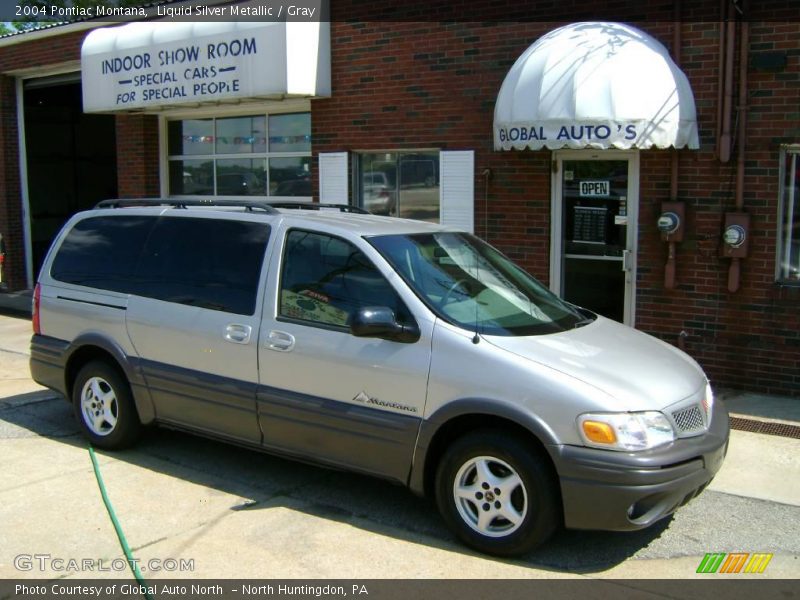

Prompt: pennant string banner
xmin=182 ymin=135 xmax=311 ymax=145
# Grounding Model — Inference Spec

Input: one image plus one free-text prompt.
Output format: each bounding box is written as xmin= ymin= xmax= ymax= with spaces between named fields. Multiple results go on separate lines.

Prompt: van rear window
xmin=51 ymin=215 xmax=270 ymax=315
xmin=51 ymin=216 xmax=154 ymax=293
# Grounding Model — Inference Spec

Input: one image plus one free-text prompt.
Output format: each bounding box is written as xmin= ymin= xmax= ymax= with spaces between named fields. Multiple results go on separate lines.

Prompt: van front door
xmin=256 ymin=228 xmax=432 ymax=483
xmin=551 ymin=151 xmax=639 ymax=325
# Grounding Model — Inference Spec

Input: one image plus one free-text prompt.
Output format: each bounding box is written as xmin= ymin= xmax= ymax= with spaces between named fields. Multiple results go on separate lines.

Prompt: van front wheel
xmin=435 ymin=430 xmax=559 ymax=556
xmin=72 ymin=361 xmax=141 ymax=450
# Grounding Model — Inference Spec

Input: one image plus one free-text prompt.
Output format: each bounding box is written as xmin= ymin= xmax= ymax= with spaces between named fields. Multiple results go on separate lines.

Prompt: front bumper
xmin=553 ymin=402 xmax=730 ymax=531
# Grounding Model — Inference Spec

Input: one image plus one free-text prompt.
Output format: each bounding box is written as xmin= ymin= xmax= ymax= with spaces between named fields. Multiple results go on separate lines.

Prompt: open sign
xmin=579 ymin=181 xmax=610 ymax=197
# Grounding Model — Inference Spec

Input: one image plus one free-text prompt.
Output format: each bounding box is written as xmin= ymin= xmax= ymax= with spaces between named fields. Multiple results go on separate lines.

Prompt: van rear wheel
xmin=72 ymin=361 xmax=141 ymax=450
xmin=435 ymin=430 xmax=559 ymax=556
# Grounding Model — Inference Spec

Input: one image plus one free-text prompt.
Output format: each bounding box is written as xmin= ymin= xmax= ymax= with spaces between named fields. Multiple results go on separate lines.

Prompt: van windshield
xmin=369 ymin=232 xmax=589 ymax=336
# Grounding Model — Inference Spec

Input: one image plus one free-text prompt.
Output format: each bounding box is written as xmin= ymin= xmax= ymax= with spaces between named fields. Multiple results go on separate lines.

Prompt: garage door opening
xmin=23 ymin=76 xmax=117 ymax=278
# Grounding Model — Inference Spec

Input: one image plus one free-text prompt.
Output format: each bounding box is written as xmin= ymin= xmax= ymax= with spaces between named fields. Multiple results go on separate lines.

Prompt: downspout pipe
xmin=715 ymin=0 xmax=727 ymax=159
xmin=720 ymin=8 xmax=736 ymax=163
xmin=665 ymin=1 xmax=682 ymax=290
xmin=728 ymin=1 xmax=749 ymax=293
xmin=735 ymin=11 xmax=749 ymax=211
xmin=670 ymin=2 xmax=681 ymax=202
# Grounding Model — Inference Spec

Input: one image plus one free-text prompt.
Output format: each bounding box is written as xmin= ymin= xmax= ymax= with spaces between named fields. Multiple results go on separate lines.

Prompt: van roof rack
xmin=95 ymin=199 xmax=280 ymax=214
xmin=94 ymin=199 xmax=371 ymax=215
xmin=266 ymin=201 xmax=370 ymax=214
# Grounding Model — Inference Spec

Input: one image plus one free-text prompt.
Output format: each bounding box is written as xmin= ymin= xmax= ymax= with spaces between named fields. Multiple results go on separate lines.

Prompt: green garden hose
xmin=88 ymin=446 xmax=153 ymax=600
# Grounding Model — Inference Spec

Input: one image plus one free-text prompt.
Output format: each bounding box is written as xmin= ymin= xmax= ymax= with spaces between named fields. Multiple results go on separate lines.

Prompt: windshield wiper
xmin=569 ymin=305 xmax=596 ymax=329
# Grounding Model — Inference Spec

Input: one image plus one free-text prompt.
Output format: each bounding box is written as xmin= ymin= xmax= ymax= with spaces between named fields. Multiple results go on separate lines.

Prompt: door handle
xmin=267 ymin=330 xmax=295 ymax=352
xmin=224 ymin=324 xmax=252 ymax=345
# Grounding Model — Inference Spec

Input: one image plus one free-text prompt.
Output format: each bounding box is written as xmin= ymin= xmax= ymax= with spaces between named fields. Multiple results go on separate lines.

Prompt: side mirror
xmin=350 ymin=306 xmax=420 ymax=343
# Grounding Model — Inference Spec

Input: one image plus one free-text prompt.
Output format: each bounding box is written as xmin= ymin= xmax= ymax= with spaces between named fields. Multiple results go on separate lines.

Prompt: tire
xmin=72 ymin=360 xmax=141 ymax=450
xmin=435 ymin=430 xmax=560 ymax=556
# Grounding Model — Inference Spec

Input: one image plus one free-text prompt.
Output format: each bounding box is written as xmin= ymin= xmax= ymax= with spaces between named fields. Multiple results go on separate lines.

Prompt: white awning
xmin=494 ymin=22 xmax=699 ymax=151
xmin=81 ymin=21 xmax=330 ymax=113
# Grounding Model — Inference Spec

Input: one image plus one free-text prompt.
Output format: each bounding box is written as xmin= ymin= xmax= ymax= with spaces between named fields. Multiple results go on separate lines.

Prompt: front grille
xmin=672 ymin=404 xmax=705 ymax=434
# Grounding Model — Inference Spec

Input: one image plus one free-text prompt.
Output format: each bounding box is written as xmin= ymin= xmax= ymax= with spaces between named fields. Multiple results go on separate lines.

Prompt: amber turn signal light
xmin=581 ymin=420 xmax=617 ymax=444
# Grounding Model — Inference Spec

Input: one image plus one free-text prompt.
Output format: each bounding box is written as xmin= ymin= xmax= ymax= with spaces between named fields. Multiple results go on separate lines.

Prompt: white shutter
xmin=318 ymin=152 xmax=348 ymax=204
xmin=439 ymin=150 xmax=474 ymax=232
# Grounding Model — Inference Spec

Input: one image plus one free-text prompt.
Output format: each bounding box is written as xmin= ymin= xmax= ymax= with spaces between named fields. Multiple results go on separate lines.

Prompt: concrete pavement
xmin=1 ymin=310 xmax=799 ymax=580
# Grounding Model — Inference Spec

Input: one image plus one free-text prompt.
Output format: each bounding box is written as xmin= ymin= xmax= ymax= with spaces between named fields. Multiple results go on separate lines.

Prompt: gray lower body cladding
xmin=29 ymin=334 xmax=69 ymax=396
xmin=29 ymin=334 xmax=419 ymax=484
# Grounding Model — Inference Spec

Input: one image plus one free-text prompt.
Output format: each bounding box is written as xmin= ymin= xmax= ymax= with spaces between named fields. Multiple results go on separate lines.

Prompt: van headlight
xmin=577 ymin=411 xmax=675 ymax=451
xmin=702 ymin=382 xmax=714 ymax=421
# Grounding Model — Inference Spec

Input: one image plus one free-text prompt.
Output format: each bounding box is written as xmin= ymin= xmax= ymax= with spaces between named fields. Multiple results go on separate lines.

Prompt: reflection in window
xmin=167 ymin=119 xmax=213 ymax=155
xmin=167 ymin=112 xmax=311 ymax=198
xmin=217 ymin=159 xmax=266 ymax=196
xmin=778 ymin=146 xmax=800 ymax=283
xmin=370 ymin=232 xmax=582 ymax=336
xmin=357 ymin=151 xmax=440 ymax=222
xmin=270 ymin=157 xmax=311 ymax=196
xmin=269 ymin=113 xmax=311 ymax=152
xmin=51 ymin=216 xmax=155 ymax=292
xmin=169 ymin=160 xmax=214 ymax=196
xmin=136 ymin=218 xmax=271 ymax=315
xmin=216 ymin=116 xmax=267 ymax=154
xmin=279 ymin=230 xmax=411 ymax=328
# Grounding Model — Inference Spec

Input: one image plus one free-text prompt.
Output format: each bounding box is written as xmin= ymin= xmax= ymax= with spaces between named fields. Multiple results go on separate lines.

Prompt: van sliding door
xmin=125 ymin=216 xmax=271 ymax=444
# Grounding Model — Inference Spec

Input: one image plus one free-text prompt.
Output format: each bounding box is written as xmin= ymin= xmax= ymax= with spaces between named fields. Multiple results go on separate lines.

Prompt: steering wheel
xmin=439 ymin=279 xmax=470 ymax=306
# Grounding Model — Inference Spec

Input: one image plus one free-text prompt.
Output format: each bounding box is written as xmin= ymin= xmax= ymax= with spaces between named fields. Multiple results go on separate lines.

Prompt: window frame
xmin=777 ymin=144 xmax=800 ymax=285
xmin=161 ymin=105 xmax=311 ymax=201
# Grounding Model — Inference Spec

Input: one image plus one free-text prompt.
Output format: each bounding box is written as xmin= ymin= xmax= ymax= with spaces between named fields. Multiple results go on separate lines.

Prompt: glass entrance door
xmin=552 ymin=154 xmax=637 ymax=324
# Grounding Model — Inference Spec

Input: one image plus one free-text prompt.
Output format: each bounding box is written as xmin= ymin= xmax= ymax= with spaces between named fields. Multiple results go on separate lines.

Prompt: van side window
xmin=279 ymin=230 xmax=412 ymax=329
xmin=134 ymin=217 xmax=270 ymax=315
xmin=51 ymin=216 xmax=154 ymax=292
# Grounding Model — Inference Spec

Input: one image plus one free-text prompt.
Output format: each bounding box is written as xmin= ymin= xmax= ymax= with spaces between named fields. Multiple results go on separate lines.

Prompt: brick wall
xmin=0 ymin=75 xmax=23 ymax=289
xmin=636 ymin=21 xmax=800 ymax=395
xmin=312 ymin=14 xmax=800 ymax=395
xmin=0 ymin=29 xmax=86 ymax=73
xmin=116 ymin=114 xmax=160 ymax=198
xmin=0 ymin=27 xmax=159 ymax=289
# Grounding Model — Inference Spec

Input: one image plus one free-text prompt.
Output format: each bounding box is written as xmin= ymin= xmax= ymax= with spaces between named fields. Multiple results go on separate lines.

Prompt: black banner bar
xmin=1 ymin=579 xmax=797 ymax=600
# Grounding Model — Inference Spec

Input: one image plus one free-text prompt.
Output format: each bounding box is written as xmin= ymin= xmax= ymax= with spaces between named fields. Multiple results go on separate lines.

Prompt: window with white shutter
xmin=354 ymin=149 xmax=474 ymax=229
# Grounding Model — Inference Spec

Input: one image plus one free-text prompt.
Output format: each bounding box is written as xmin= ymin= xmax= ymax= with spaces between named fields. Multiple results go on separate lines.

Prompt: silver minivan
xmin=30 ymin=200 xmax=729 ymax=557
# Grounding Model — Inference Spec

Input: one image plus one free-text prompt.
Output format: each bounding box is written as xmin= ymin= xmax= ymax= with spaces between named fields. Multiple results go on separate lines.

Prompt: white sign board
xmin=82 ymin=22 xmax=330 ymax=112
xmin=494 ymin=121 xmax=648 ymax=151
